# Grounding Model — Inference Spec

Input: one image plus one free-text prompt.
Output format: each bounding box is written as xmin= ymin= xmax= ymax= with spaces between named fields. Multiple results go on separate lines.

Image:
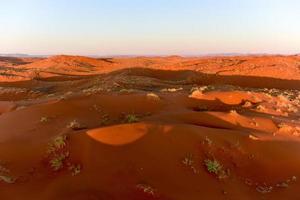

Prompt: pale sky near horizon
xmin=1 ymin=0 xmax=300 ymax=56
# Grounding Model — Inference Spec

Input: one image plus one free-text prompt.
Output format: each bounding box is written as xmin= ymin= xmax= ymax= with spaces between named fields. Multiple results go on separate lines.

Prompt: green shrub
xmin=204 ymin=159 xmax=222 ymax=174
xmin=125 ymin=114 xmax=139 ymax=123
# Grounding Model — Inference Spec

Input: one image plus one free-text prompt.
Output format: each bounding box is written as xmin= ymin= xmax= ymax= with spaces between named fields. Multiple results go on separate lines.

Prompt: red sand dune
xmin=1 ymin=54 xmax=300 ymax=82
xmin=1 ymin=55 xmax=300 ymax=199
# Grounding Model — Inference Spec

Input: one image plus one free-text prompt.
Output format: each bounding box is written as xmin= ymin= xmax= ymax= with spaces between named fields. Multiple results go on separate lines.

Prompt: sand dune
xmin=1 ymin=55 xmax=300 ymax=199
xmin=1 ymin=55 xmax=300 ymax=82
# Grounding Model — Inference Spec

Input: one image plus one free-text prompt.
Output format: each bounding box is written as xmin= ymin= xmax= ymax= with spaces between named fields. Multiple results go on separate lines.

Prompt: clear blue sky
xmin=1 ymin=0 xmax=300 ymax=56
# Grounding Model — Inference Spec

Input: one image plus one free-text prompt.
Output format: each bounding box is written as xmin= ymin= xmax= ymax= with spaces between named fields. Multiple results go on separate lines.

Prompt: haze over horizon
xmin=1 ymin=0 xmax=300 ymax=56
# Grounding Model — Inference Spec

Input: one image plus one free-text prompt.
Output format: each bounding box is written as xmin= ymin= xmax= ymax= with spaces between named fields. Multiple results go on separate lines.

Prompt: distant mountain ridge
xmin=0 ymin=54 xmax=48 ymax=58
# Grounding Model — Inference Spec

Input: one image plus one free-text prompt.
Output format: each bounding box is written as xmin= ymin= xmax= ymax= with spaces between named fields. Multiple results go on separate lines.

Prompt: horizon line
xmin=1 ymin=52 xmax=299 ymax=58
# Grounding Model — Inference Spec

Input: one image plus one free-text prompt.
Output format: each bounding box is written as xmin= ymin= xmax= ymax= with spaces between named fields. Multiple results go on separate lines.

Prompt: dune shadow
xmin=1 ymin=67 xmax=300 ymax=91
xmin=112 ymin=68 xmax=300 ymax=90
xmin=0 ymin=56 xmax=32 ymax=65
xmin=84 ymin=98 xmax=274 ymax=148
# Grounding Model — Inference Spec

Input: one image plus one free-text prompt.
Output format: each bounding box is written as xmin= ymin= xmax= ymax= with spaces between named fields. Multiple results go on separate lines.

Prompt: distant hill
xmin=1 ymin=54 xmax=300 ymax=82
xmin=0 ymin=54 xmax=48 ymax=58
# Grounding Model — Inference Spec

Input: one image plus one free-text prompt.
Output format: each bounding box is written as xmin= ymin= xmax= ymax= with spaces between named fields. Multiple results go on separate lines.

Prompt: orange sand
xmin=1 ymin=55 xmax=300 ymax=199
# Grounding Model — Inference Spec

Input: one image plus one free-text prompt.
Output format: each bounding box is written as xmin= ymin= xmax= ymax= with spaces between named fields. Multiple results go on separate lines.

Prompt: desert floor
xmin=1 ymin=55 xmax=300 ymax=199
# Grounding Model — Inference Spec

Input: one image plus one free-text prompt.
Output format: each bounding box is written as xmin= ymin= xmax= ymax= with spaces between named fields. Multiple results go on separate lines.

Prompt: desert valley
xmin=1 ymin=55 xmax=300 ymax=199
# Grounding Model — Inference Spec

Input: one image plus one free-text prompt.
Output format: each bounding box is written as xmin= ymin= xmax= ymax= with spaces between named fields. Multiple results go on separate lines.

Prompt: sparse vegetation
xmin=276 ymin=182 xmax=289 ymax=188
xmin=46 ymin=135 xmax=69 ymax=171
xmin=82 ymin=86 xmax=104 ymax=95
xmin=161 ymin=87 xmax=183 ymax=92
xmin=0 ymin=175 xmax=16 ymax=184
xmin=204 ymin=159 xmax=230 ymax=179
xmin=182 ymin=154 xmax=194 ymax=167
xmin=49 ymin=151 xmax=69 ymax=171
xmin=203 ymin=136 xmax=212 ymax=146
xmin=190 ymin=86 xmax=209 ymax=93
xmin=256 ymin=185 xmax=273 ymax=194
xmin=92 ymin=104 xmax=102 ymax=112
xmin=46 ymin=135 xmax=83 ymax=174
xmin=40 ymin=116 xmax=49 ymax=123
xmin=125 ymin=114 xmax=139 ymax=123
xmin=229 ymin=109 xmax=238 ymax=115
xmin=4 ymin=54 xmax=300 ymax=198
xmin=146 ymin=92 xmax=160 ymax=101
xmin=182 ymin=154 xmax=199 ymax=174
xmin=68 ymin=163 xmax=82 ymax=176
xmin=249 ymin=134 xmax=259 ymax=140
xmin=47 ymin=135 xmax=67 ymax=154
xmin=119 ymin=88 xmax=135 ymax=93
xmin=250 ymin=118 xmax=259 ymax=127
xmin=204 ymin=159 xmax=222 ymax=175
xmin=0 ymin=163 xmax=10 ymax=174
xmin=100 ymin=114 xmax=110 ymax=125
xmin=67 ymin=120 xmax=85 ymax=130
xmin=136 ymin=183 xmax=158 ymax=197
xmin=0 ymin=163 xmax=16 ymax=184
xmin=256 ymin=105 xmax=266 ymax=111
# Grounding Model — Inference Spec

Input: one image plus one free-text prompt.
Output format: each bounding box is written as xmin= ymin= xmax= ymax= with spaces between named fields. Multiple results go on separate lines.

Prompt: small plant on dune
xmin=46 ymin=135 xmax=70 ymax=171
xmin=0 ymin=163 xmax=10 ymax=174
xmin=248 ymin=134 xmax=260 ymax=140
xmin=190 ymin=86 xmax=208 ymax=93
xmin=0 ymin=175 xmax=16 ymax=184
xmin=146 ymin=93 xmax=160 ymax=101
xmin=204 ymin=159 xmax=222 ymax=175
xmin=161 ymin=87 xmax=183 ymax=93
xmin=242 ymin=101 xmax=253 ymax=108
xmin=49 ymin=152 xmax=69 ymax=171
xmin=256 ymin=185 xmax=273 ymax=194
xmin=277 ymin=123 xmax=288 ymax=129
xmin=46 ymin=135 xmax=83 ymax=174
xmin=68 ymin=163 xmax=82 ymax=176
xmin=256 ymin=105 xmax=266 ymax=111
xmin=100 ymin=114 xmax=110 ymax=126
xmin=182 ymin=154 xmax=199 ymax=174
xmin=182 ymin=154 xmax=194 ymax=167
xmin=0 ymin=163 xmax=16 ymax=184
xmin=53 ymin=135 xmax=67 ymax=147
xmin=136 ymin=183 xmax=158 ymax=197
xmin=40 ymin=116 xmax=49 ymax=123
xmin=92 ymin=104 xmax=102 ymax=112
xmin=125 ymin=114 xmax=139 ymax=123
xmin=47 ymin=135 xmax=67 ymax=154
xmin=67 ymin=119 xmax=86 ymax=130
xmin=229 ymin=110 xmax=238 ymax=115
xmin=204 ymin=159 xmax=230 ymax=179
xmin=119 ymin=88 xmax=135 ymax=93
xmin=203 ymin=136 xmax=212 ymax=146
